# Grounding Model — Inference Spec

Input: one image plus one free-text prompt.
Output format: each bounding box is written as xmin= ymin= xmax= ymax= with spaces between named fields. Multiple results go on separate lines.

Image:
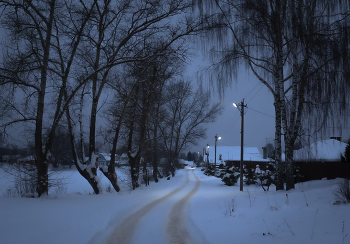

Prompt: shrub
xmin=333 ymin=179 xmax=350 ymax=204
xmin=345 ymin=139 xmax=350 ymax=162
xmin=4 ymin=163 xmax=37 ymax=197
xmin=218 ymin=198 xmax=236 ymax=216
xmin=222 ymin=167 xmax=239 ymax=186
xmin=258 ymin=171 xmax=273 ymax=191
xmin=204 ymin=165 xmax=215 ymax=176
xmin=244 ymin=166 xmax=257 ymax=185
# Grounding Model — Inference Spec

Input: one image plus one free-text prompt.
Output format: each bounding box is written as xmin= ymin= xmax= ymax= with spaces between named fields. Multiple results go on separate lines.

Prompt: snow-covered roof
xmin=97 ymin=153 xmax=111 ymax=161
xmin=207 ymin=145 xmax=268 ymax=163
xmin=120 ymin=153 xmax=128 ymax=158
xmin=96 ymin=153 xmax=120 ymax=162
xmin=293 ymin=139 xmax=346 ymax=161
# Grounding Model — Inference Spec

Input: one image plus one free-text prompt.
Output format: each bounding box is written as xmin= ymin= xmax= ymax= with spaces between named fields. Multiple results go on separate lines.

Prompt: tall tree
xmin=68 ymin=0 xmax=210 ymax=193
xmin=111 ymin=44 xmax=180 ymax=189
xmin=194 ymin=0 xmax=350 ymax=190
xmin=0 ymin=0 xmax=96 ymax=196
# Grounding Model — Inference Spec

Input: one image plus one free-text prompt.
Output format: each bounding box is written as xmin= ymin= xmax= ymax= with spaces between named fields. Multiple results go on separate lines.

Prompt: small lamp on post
xmin=214 ymin=134 xmax=221 ymax=171
xmin=206 ymin=144 xmax=209 ymax=167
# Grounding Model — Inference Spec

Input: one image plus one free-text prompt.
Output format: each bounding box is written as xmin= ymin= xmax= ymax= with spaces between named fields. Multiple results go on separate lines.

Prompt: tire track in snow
xmin=104 ymin=171 xmax=190 ymax=244
xmin=166 ymin=170 xmax=200 ymax=244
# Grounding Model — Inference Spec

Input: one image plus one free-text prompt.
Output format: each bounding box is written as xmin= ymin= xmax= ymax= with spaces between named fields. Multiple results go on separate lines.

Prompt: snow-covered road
xmin=98 ymin=169 xmax=203 ymax=244
xmin=166 ymin=170 xmax=200 ymax=244
xmin=2 ymin=167 xmax=349 ymax=244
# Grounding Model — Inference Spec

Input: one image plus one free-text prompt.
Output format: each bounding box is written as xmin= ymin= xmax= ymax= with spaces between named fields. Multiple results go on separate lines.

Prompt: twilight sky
xmin=186 ymin=52 xmax=349 ymax=156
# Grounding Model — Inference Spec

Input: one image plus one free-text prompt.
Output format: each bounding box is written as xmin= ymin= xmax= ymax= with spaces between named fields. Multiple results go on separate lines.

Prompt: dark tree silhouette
xmin=194 ymin=0 xmax=350 ymax=190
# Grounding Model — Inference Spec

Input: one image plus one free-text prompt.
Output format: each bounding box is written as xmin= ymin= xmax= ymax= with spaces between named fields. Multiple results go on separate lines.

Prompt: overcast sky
xmin=186 ymin=56 xmax=275 ymax=154
xmin=186 ymin=53 xmax=350 ymax=155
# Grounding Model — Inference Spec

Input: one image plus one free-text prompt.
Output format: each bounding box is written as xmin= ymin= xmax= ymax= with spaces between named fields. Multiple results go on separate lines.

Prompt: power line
xmin=222 ymin=112 xmax=240 ymax=135
xmin=244 ymin=81 xmax=261 ymax=101
xmin=246 ymin=83 xmax=265 ymax=104
xmin=248 ymin=106 xmax=350 ymax=129
xmin=248 ymin=106 xmax=275 ymax=118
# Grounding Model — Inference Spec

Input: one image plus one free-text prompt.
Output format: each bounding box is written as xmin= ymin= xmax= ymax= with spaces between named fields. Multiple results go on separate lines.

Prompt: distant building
xmin=293 ymin=139 xmax=346 ymax=162
xmin=119 ymin=153 xmax=129 ymax=166
xmin=96 ymin=153 xmax=120 ymax=167
xmin=205 ymin=145 xmax=269 ymax=169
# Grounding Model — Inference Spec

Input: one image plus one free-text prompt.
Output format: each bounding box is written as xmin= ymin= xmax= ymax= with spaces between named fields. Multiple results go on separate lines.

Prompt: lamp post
xmin=206 ymin=144 xmax=209 ymax=167
xmin=214 ymin=134 xmax=221 ymax=170
xmin=197 ymin=151 xmax=200 ymax=166
xmin=233 ymin=99 xmax=247 ymax=191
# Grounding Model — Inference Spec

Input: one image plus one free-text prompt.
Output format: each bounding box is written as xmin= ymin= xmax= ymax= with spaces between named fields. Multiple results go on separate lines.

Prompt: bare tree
xmin=194 ymin=0 xmax=350 ymax=190
xmin=104 ymin=44 xmax=180 ymax=189
xmin=0 ymin=0 xmax=96 ymax=196
xmin=67 ymin=0 xmax=209 ymax=193
xmin=160 ymin=79 xmax=222 ymax=176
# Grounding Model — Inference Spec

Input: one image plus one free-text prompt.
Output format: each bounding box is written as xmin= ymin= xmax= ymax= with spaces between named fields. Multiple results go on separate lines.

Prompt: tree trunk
xmin=128 ymin=153 xmax=140 ymax=190
xmin=79 ymin=86 xmax=87 ymax=163
xmin=88 ymin=17 xmax=103 ymax=159
xmin=100 ymin=126 xmax=121 ymax=192
xmin=127 ymin=83 xmax=140 ymax=190
xmin=152 ymin=119 xmax=159 ymax=183
xmin=107 ymin=81 xmax=140 ymax=192
xmin=284 ymin=0 xmax=298 ymax=191
xmin=274 ymin=94 xmax=284 ymax=191
xmin=100 ymin=166 xmax=120 ymax=192
xmin=274 ymin=0 xmax=286 ymax=191
xmin=152 ymin=88 xmax=161 ymax=183
xmin=35 ymin=0 xmax=56 ymax=197
xmin=66 ymin=93 xmax=103 ymax=194
xmin=284 ymin=139 xmax=294 ymax=191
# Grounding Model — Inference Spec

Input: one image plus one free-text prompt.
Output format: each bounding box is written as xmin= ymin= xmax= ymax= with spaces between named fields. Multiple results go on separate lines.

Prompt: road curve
xmin=166 ymin=170 xmax=200 ymax=244
xmin=103 ymin=170 xmax=190 ymax=244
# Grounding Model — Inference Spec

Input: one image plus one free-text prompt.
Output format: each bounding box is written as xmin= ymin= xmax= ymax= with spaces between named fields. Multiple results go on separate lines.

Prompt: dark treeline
xmin=0 ymin=0 xmax=222 ymax=196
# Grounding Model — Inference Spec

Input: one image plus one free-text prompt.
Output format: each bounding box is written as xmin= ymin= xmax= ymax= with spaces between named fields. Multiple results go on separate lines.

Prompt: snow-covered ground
xmin=0 ymin=165 xmax=349 ymax=244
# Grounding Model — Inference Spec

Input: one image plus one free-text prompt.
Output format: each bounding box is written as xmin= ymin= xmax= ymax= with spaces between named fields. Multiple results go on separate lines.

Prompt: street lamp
xmin=214 ymin=134 xmax=221 ymax=170
xmin=233 ymin=99 xmax=247 ymax=191
xmin=206 ymin=144 xmax=209 ymax=167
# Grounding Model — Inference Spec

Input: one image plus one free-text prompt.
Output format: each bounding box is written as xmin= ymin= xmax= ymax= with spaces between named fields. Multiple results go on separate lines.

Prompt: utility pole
xmin=214 ymin=134 xmax=221 ymax=171
xmin=233 ymin=99 xmax=247 ymax=191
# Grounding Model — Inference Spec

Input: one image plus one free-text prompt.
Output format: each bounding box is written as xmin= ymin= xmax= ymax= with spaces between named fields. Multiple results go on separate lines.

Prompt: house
xmin=205 ymin=145 xmax=269 ymax=169
xmin=293 ymin=139 xmax=347 ymax=161
xmin=119 ymin=153 xmax=129 ymax=166
xmin=96 ymin=153 xmax=120 ymax=167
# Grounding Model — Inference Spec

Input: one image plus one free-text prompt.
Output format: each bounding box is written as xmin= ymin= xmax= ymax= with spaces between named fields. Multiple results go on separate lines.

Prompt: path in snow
xmin=166 ymin=170 xmax=200 ymax=244
xmin=103 ymin=169 xmax=200 ymax=244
